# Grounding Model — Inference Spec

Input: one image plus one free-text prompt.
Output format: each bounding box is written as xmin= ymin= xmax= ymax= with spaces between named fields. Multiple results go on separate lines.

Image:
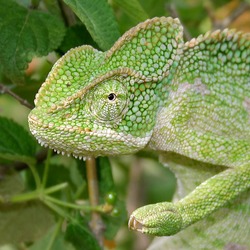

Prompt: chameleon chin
xmin=28 ymin=17 xmax=250 ymax=249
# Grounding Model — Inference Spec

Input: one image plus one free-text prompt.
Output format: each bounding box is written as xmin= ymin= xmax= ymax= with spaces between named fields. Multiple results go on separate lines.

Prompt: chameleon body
xmin=28 ymin=17 xmax=250 ymax=248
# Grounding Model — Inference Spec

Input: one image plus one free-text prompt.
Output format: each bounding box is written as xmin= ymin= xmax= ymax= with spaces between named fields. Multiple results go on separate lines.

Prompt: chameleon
xmin=28 ymin=17 xmax=250 ymax=249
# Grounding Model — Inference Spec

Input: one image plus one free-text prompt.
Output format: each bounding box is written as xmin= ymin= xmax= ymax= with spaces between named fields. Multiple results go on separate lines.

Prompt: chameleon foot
xmin=128 ymin=202 xmax=182 ymax=236
xmin=128 ymin=215 xmax=144 ymax=231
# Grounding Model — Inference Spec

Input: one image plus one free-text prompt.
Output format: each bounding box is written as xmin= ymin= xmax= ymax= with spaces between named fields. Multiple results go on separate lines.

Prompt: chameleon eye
xmin=108 ymin=93 xmax=117 ymax=102
xmin=89 ymin=79 xmax=128 ymax=123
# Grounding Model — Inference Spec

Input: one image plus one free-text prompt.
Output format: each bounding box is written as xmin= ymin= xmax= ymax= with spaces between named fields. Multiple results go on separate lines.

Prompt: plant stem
xmin=10 ymin=190 xmax=38 ymax=203
xmin=44 ymin=182 xmax=68 ymax=195
xmin=45 ymin=195 xmax=103 ymax=212
xmin=42 ymin=149 xmax=52 ymax=188
xmin=86 ymin=157 xmax=104 ymax=247
xmin=0 ymin=83 xmax=34 ymax=109
xmin=210 ymin=2 xmax=250 ymax=30
xmin=43 ymin=199 xmax=72 ymax=220
xmin=10 ymin=183 xmax=68 ymax=203
xmin=28 ymin=163 xmax=41 ymax=188
xmin=46 ymin=220 xmax=63 ymax=250
xmin=74 ymin=182 xmax=86 ymax=200
xmin=167 ymin=4 xmax=192 ymax=40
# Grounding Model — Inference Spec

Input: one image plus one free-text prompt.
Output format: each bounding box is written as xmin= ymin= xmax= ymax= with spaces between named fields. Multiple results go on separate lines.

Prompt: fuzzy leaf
xmin=29 ymin=225 xmax=75 ymax=250
xmin=0 ymin=201 xmax=54 ymax=245
xmin=0 ymin=117 xmax=36 ymax=165
xmin=0 ymin=170 xmax=24 ymax=199
xmin=113 ymin=0 xmax=149 ymax=23
xmin=0 ymin=0 xmax=65 ymax=82
xmin=63 ymin=0 xmax=120 ymax=50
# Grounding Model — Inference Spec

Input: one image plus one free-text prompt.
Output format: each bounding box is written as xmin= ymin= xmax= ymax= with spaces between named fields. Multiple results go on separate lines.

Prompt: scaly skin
xmin=28 ymin=17 xmax=250 ymax=248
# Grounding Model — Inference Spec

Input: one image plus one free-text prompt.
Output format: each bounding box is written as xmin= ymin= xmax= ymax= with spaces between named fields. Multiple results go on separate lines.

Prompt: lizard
xmin=28 ymin=17 xmax=250 ymax=249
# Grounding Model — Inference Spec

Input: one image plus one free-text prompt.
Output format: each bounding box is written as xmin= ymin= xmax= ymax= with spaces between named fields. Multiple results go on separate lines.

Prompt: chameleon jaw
xmin=28 ymin=112 xmax=151 ymax=159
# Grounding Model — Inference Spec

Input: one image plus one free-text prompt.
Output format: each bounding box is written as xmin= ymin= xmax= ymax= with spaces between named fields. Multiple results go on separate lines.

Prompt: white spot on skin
xmin=172 ymin=78 xmax=211 ymax=97
xmin=192 ymin=78 xmax=211 ymax=95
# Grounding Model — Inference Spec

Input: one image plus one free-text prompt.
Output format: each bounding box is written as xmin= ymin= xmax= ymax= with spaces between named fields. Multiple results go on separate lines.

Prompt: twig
xmin=0 ymin=83 xmax=34 ymax=109
xmin=210 ymin=2 xmax=250 ymax=30
xmin=86 ymin=157 xmax=104 ymax=247
xmin=127 ymin=157 xmax=151 ymax=250
xmin=167 ymin=4 xmax=192 ymax=40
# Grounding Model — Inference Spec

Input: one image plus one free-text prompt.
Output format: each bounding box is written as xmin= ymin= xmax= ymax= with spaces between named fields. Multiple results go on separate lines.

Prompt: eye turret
xmin=89 ymin=79 xmax=128 ymax=123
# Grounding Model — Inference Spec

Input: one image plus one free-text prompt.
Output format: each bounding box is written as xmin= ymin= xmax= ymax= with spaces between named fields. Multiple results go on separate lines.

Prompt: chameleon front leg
xmin=128 ymin=163 xmax=250 ymax=236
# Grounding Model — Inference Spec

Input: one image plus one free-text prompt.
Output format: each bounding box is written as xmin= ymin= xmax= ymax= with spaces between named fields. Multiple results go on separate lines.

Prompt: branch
xmin=167 ymin=3 xmax=192 ymax=40
xmin=0 ymin=83 xmax=34 ymax=109
xmin=86 ymin=157 xmax=105 ymax=247
xmin=127 ymin=157 xmax=151 ymax=250
xmin=210 ymin=2 xmax=250 ymax=30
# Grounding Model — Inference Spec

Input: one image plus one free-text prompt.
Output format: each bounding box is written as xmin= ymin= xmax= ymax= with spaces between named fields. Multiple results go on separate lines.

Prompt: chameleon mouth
xmin=28 ymin=112 xmax=151 ymax=159
xmin=28 ymin=113 xmax=75 ymax=155
xmin=29 ymin=113 xmax=94 ymax=134
xmin=28 ymin=112 xmax=96 ymax=158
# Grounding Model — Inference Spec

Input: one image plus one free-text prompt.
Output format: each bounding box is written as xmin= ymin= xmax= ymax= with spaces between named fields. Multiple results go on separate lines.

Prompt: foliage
xmin=0 ymin=0 xmax=249 ymax=249
xmin=0 ymin=0 xmax=65 ymax=83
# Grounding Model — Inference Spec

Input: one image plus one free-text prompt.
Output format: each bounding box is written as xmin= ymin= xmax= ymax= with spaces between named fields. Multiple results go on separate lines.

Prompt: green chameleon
xmin=28 ymin=17 xmax=250 ymax=249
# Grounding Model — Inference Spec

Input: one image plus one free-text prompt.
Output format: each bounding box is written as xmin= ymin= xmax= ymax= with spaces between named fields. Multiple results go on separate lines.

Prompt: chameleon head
xmin=28 ymin=49 xmax=158 ymax=158
xmin=28 ymin=17 xmax=183 ymax=158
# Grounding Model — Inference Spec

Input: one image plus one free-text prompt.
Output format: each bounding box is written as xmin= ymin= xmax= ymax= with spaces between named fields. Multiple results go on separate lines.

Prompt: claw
xmin=128 ymin=215 xmax=144 ymax=232
xmin=128 ymin=203 xmax=183 ymax=236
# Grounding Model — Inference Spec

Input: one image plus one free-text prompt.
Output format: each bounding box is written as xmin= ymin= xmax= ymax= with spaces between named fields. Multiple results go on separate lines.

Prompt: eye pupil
xmin=108 ymin=93 xmax=116 ymax=101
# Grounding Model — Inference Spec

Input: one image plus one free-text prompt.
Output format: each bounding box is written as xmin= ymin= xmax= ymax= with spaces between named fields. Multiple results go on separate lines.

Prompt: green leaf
xmin=0 ymin=201 xmax=54 ymax=245
xmin=0 ymin=170 xmax=24 ymax=199
xmin=29 ymin=225 xmax=75 ymax=250
xmin=59 ymin=25 xmax=98 ymax=53
xmin=62 ymin=0 xmax=120 ymax=50
xmin=113 ymin=0 xmax=149 ymax=23
xmin=65 ymin=217 xmax=101 ymax=250
xmin=0 ymin=0 xmax=65 ymax=82
xmin=0 ymin=171 xmax=54 ymax=246
xmin=0 ymin=117 xmax=36 ymax=165
xmin=97 ymin=157 xmax=116 ymax=198
xmin=43 ymin=0 xmax=63 ymax=19
xmin=140 ymin=0 xmax=167 ymax=17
